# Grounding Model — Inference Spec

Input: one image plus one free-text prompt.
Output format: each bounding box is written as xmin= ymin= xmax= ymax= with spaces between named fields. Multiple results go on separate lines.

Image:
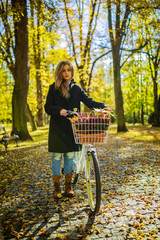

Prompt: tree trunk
xmin=27 ymin=104 xmax=37 ymax=131
xmin=107 ymin=1 xmax=129 ymax=132
xmin=36 ymin=1 xmax=44 ymax=127
xmin=36 ymin=60 xmax=44 ymax=127
xmin=153 ymin=77 xmax=160 ymax=126
xmin=12 ymin=0 xmax=32 ymax=140
xmin=77 ymin=67 xmax=90 ymax=112
xmin=113 ymin=51 xmax=128 ymax=132
xmin=141 ymin=104 xmax=144 ymax=125
xmin=137 ymin=110 xmax=140 ymax=123
xmin=133 ymin=112 xmax=136 ymax=124
xmin=145 ymin=23 xmax=160 ymax=127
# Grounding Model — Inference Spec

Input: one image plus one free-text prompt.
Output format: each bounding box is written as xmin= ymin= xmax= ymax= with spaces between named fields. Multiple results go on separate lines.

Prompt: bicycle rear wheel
xmin=86 ymin=150 xmax=101 ymax=215
xmin=62 ymin=167 xmax=78 ymax=185
xmin=72 ymin=172 xmax=79 ymax=184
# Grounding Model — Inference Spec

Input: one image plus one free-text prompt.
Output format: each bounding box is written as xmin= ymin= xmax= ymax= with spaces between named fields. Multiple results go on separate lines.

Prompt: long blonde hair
xmin=55 ymin=60 xmax=74 ymax=99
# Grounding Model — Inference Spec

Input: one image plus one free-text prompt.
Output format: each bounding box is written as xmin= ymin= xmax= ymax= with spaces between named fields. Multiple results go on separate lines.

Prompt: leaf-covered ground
xmin=0 ymin=126 xmax=160 ymax=240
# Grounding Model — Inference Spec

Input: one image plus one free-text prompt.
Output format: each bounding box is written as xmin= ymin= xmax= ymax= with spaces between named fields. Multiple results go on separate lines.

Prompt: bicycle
xmin=67 ymin=109 xmax=111 ymax=215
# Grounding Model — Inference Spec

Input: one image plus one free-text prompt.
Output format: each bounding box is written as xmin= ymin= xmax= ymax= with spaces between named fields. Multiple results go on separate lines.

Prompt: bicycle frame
xmin=73 ymin=143 xmax=101 ymax=214
xmin=73 ymin=143 xmax=96 ymax=176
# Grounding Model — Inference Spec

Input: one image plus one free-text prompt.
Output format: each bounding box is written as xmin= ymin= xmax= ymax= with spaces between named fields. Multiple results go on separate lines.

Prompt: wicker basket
xmin=74 ymin=131 xmax=108 ymax=144
xmin=69 ymin=112 xmax=110 ymax=144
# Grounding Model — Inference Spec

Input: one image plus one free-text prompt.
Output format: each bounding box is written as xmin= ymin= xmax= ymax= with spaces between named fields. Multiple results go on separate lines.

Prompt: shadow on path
xmin=1 ymin=137 xmax=160 ymax=239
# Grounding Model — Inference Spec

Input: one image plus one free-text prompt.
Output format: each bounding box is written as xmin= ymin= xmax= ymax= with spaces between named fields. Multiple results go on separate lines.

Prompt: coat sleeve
xmin=44 ymin=85 xmax=63 ymax=117
xmin=80 ymin=86 xmax=106 ymax=109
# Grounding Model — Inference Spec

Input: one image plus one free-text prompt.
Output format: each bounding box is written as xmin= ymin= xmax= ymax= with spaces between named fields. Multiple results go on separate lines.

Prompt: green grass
xmin=0 ymin=125 xmax=49 ymax=152
xmin=0 ymin=123 xmax=159 ymax=153
xmin=109 ymin=124 xmax=160 ymax=144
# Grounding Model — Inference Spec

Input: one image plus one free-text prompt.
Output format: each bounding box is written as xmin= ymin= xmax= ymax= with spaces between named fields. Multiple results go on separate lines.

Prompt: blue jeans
xmin=52 ymin=152 xmax=74 ymax=176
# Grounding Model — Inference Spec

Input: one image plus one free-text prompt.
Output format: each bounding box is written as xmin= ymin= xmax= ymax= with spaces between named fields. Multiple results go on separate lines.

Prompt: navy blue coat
xmin=44 ymin=80 xmax=106 ymax=153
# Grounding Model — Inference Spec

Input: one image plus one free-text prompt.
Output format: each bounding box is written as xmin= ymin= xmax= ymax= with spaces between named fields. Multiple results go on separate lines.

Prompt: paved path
xmin=1 ymin=137 xmax=160 ymax=239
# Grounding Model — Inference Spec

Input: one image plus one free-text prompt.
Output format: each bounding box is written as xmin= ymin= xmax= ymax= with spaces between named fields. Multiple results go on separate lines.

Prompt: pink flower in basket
xmin=74 ymin=111 xmax=110 ymax=134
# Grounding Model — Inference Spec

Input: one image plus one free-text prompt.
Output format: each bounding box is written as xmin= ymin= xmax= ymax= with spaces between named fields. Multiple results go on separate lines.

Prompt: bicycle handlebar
xmin=67 ymin=110 xmax=78 ymax=118
xmin=93 ymin=108 xmax=115 ymax=117
xmin=67 ymin=108 xmax=114 ymax=118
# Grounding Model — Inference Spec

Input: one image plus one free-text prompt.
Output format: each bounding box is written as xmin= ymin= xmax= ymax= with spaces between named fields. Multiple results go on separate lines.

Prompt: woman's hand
xmin=103 ymin=107 xmax=112 ymax=112
xmin=60 ymin=109 xmax=68 ymax=116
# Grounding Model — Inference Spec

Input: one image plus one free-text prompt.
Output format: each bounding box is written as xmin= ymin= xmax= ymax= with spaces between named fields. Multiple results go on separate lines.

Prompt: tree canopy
xmin=0 ymin=0 xmax=160 ymax=139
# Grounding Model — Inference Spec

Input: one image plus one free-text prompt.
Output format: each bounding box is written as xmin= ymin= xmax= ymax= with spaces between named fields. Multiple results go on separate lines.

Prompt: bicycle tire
xmin=86 ymin=150 xmax=101 ymax=215
xmin=72 ymin=172 xmax=79 ymax=185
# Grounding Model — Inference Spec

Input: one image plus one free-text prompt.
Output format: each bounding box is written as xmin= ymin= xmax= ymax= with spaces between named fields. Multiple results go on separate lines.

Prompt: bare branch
xmin=0 ymin=43 xmax=14 ymax=74
xmin=83 ymin=0 xmax=98 ymax=60
xmin=88 ymin=50 xmax=112 ymax=86
xmin=120 ymin=41 xmax=148 ymax=68
xmin=90 ymin=0 xmax=100 ymax=41
xmin=107 ymin=0 xmax=114 ymax=46
xmin=77 ymin=0 xmax=83 ymax=55
xmin=86 ymin=1 xmax=101 ymax=73
xmin=63 ymin=0 xmax=79 ymax=68
xmin=115 ymin=0 xmax=120 ymax=40
xmin=119 ymin=2 xmax=131 ymax=48
xmin=0 ymin=0 xmax=14 ymax=70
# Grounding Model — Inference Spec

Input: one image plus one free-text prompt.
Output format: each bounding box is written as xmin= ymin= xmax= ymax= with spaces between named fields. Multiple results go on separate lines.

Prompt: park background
xmin=0 ymin=1 xmax=160 ymax=239
xmin=0 ymin=0 xmax=160 ymax=143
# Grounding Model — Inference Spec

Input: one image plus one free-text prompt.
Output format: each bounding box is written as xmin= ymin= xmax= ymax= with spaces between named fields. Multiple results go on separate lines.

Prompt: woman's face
xmin=61 ymin=64 xmax=72 ymax=82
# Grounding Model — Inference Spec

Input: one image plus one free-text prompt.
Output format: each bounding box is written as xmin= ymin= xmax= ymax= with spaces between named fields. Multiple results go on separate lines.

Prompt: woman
xmin=44 ymin=60 xmax=111 ymax=198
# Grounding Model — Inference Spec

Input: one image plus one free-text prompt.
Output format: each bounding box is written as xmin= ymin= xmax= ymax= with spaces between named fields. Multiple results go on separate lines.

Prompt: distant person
xmin=44 ymin=60 xmax=112 ymax=198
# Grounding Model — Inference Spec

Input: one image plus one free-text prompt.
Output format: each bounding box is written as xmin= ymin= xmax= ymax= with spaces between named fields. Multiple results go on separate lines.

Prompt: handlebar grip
xmin=67 ymin=110 xmax=78 ymax=118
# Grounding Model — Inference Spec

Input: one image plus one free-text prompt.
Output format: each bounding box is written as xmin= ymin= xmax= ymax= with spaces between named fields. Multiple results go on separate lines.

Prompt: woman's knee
xmin=52 ymin=152 xmax=62 ymax=161
xmin=64 ymin=152 xmax=74 ymax=160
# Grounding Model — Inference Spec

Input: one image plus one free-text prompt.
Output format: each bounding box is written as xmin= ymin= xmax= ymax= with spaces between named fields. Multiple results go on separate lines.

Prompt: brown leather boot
xmin=53 ymin=175 xmax=62 ymax=199
xmin=65 ymin=173 xmax=75 ymax=197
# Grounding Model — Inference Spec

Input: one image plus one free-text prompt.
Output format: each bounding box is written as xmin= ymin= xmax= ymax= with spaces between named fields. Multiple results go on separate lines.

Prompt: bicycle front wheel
xmin=86 ymin=150 xmax=101 ymax=215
